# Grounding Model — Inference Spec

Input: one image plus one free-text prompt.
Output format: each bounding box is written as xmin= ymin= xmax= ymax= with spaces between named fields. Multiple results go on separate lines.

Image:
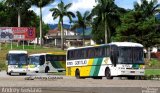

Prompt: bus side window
xmin=39 ymin=55 xmax=45 ymax=65
xmin=105 ymin=46 xmax=110 ymax=57
xmin=95 ymin=48 xmax=99 ymax=57
xmin=67 ymin=51 xmax=71 ymax=60
xmin=68 ymin=51 xmax=73 ymax=60
xmin=101 ymin=47 xmax=105 ymax=57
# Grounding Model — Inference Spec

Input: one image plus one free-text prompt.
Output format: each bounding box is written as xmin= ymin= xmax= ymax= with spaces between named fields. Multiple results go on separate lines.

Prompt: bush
xmin=0 ymin=62 xmax=6 ymax=70
xmin=145 ymin=59 xmax=160 ymax=69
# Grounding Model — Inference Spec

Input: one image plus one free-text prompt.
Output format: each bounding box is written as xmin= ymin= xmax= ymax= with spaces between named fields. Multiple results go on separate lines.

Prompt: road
xmin=0 ymin=71 xmax=160 ymax=93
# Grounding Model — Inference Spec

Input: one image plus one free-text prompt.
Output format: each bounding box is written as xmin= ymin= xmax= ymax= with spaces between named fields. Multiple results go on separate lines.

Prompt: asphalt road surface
xmin=0 ymin=71 xmax=160 ymax=93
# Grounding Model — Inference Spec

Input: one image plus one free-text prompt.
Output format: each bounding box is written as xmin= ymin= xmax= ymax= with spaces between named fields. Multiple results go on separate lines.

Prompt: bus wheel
xmin=128 ymin=76 xmax=135 ymax=80
xmin=58 ymin=70 xmax=63 ymax=72
xmin=93 ymin=77 xmax=102 ymax=79
xmin=45 ymin=67 xmax=49 ymax=73
xmin=7 ymin=72 xmax=11 ymax=75
xmin=75 ymin=69 xmax=81 ymax=79
xmin=105 ymin=68 xmax=113 ymax=79
xmin=35 ymin=71 xmax=39 ymax=73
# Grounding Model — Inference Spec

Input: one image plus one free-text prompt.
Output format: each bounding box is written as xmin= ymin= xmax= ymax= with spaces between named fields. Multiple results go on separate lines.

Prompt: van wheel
xmin=105 ymin=68 xmax=113 ymax=79
xmin=45 ymin=67 xmax=49 ymax=73
xmin=8 ymin=73 xmax=11 ymax=75
xmin=75 ymin=69 xmax=80 ymax=79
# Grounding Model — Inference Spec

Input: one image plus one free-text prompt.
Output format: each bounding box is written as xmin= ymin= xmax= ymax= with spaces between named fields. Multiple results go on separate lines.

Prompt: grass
xmin=0 ymin=43 xmax=65 ymax=70
xmin=48 ymin=72 xmax=66 ymax=75
xmin=145 ymin=69 xmax=160 ymax=75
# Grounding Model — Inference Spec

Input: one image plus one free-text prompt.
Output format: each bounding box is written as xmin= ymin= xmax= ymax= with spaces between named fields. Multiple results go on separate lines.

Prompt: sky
xmin=29 ymin=0 xmax=160 ymax=24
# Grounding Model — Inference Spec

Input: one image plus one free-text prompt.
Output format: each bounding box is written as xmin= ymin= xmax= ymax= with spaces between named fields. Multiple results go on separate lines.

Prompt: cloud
xmin=69 ymin=0 xmax=97 ymax=13
xmin=29 ymin=6 xmax=40 ymax=15
xmin=30 ymin=0 xmax=97 ymax=24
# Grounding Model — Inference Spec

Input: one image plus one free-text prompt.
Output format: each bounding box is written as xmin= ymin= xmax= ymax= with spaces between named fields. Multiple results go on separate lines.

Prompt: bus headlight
xmin=140 ymin=65 xmax=145 ymax=69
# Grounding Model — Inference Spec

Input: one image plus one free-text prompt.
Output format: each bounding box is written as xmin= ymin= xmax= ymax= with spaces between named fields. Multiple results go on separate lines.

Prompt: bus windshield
xmin=8 ymin=54 xmax=28 ymax=65
xmin=46 ymin=55 xmax=66 ymax=61
xmin=118 ymin=47 xmax=144 ymax=64
xmin=29 ymin=56 xmax=40 ymax=65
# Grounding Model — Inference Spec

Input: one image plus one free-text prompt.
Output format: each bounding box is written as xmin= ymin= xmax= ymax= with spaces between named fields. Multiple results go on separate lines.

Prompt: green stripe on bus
xmin=50 ymin=61 xmax=64 ymax=68
xmin=50 ymin=61 xmax=59 ymax=68
xmin=93 ymin=58 xmax=103 ymax=76
xmin=90 ymin=58 xmax=98 ymax=76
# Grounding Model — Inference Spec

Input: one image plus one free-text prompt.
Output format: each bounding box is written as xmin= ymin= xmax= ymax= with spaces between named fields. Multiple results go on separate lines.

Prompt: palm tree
xmin=134 ymin=0 xmax=160 ymax=18
xmin=50 ymin=1 xmax=75 ymax=50
xmin=32 ymin=0 xmax=54 ymax=46
xmin=72 ymin=11 xmax=92 ymax=46
xmin=4 ymin=0 xmax=31 ymax=27
xmin=93 ymin=0 xmax=119 ymax=44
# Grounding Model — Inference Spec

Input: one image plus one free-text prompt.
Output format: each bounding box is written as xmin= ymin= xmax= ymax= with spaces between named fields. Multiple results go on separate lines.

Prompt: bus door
xmin=110 ymin=45 xmax=119 ymax=67
xmin=39 ymin=55 xmax=45 ymax=72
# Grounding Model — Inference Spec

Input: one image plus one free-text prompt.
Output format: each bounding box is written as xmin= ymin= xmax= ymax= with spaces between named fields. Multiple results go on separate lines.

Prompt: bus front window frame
xmin=118 ymin=47 xmax=144 ymax=64
xmin=8 ymin=54 xmax=28 ymax=65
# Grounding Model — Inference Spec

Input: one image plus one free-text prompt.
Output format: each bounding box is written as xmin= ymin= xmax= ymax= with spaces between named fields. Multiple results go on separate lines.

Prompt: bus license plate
xmin=130 ymin=71 xmax=135 ymax=73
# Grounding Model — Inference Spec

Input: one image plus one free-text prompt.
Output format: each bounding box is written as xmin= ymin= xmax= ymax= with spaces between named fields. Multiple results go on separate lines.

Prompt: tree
xmin=50 ymin=1 xmax=75 ymax=50
xmin=92 ymin=0 xmax=120 ymax=44
xmin=32 ymin=0 xmax=54 ymax=46
xmin=115 ymin=0 xmax=160 ymax=60
xmin=71 ymin=11 xmax=92 ymax=46
xmin=134 ymin=0 xmax=160 ymax=18
xmin=4 ymin=0 xmax=32 ymax=27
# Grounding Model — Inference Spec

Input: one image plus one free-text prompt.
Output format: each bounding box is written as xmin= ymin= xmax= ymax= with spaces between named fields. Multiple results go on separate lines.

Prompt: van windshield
xmin=29 ymin=56 xmax=40 ymax=65
xmin=8 ymin=54 xmax=28 ymax=65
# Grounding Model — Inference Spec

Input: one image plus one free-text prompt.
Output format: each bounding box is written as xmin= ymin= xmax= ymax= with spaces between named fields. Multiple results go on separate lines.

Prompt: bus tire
xmin=128 ymin=76 xmax=135 ymax=80
xmin=45 ymin=67 xmax=49 ymax=73
xmin=35 ymin=71 xmax=39 ymax=73
xmin=105 ymin=68 xmax=113 ymax=79
xmin=93 ymin=77 xmax=102 ymax=79
xmin=58 ymin=70 xmax=63 ymax=72
xmin=75 ymin=69 xmax=81 ymax=79
xmin=8 ymin=72 xmax=11 ymax=75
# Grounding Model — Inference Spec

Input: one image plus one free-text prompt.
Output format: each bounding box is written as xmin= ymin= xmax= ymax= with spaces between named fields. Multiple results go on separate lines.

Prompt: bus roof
xmin=67 ymin=42 xmax=143 ymax=50
xmin=29 ymin=52 xmax=66 ymax=56
xmin=110 ymin=42 xmax=143 ymax=47
xmin=47 ymin=52 xmax=66 ymax=55
xmin=8 ymin=50 xmax=27 ymax=54
xmin=29 ymin=53 xmax=47 ymax=56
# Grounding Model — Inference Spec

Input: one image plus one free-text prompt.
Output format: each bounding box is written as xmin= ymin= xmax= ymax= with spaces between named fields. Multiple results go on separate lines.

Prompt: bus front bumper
xmin=8 ymin=68 xmax=27 ymax=73
xmin=27 ymin=68 xmax=39 ymax=72
xmin=116 ymin=69 xmax=145 ymax=76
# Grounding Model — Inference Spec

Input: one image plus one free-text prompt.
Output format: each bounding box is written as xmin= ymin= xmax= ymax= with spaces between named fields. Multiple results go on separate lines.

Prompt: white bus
xmin=28 ymin=52 xmax=66 ymax=73
xmin=66 ymin=42 xmax=145 ymax=79
xmin=6 ymin=50 xmax=28 ymax=75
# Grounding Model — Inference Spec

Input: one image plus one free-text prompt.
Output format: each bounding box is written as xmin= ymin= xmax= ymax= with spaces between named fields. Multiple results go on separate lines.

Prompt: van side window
xmin=39 ymin=55 xmax=45 ymax=65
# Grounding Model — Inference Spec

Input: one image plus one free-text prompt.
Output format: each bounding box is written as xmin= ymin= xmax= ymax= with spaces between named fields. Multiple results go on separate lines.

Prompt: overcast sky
xmin=29 ymin=0 xmax=160 ymax=24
